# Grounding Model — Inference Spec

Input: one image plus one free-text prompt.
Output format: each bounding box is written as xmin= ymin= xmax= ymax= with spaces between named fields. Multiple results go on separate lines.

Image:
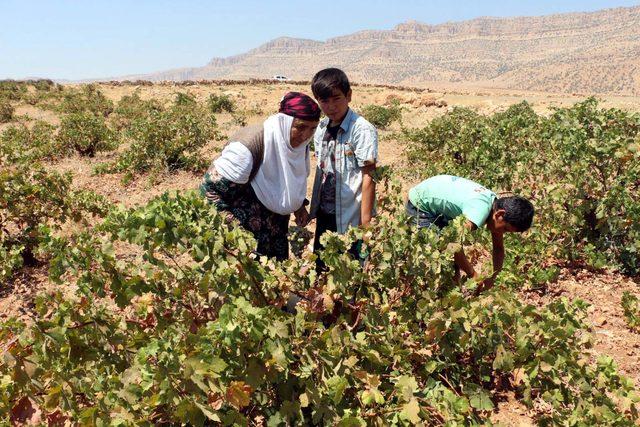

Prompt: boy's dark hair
xmin=495 ymin=196 xmax=534 ymax=232
xmin=311 ymin=68 xmax=351 ymax=100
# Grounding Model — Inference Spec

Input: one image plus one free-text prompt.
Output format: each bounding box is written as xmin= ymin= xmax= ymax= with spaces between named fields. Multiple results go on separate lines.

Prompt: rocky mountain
xmin=121 ymin=6 xmax=640 ymax=95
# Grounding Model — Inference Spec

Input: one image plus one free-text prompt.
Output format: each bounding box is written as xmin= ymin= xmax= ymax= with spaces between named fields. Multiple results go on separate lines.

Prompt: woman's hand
xmin=294 ymin=206 xmax=310 ymax=227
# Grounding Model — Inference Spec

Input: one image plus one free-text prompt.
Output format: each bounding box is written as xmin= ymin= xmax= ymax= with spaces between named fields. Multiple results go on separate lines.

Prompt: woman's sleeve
xmin=214 ymin=142 xmax=254 ymax=183
xmin=200 ymin=142 xmax=253 ymax=211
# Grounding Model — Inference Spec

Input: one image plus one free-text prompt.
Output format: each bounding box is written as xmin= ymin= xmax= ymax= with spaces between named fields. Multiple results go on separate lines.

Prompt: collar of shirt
xmin=319 ymin=108 xmax=356 ymax=136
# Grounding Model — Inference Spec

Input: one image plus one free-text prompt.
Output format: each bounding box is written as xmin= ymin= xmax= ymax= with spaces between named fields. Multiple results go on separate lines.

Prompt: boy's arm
xmin=360 ymin=164 xmax=376 ymax=226
xmin=486 ymin=231 xmax=505 ymax=287
xmin=491 ymin=230 xmax=505 ymax=276
xmin=454 ymin=219 xmax=479 ymax=279
xmin=454 ymin=248 xmax=477 ymax=279
xmin=475 ymin=231 xmax=505 ymax=294
xmin=353 ymin=122 xmax=378 ymax=227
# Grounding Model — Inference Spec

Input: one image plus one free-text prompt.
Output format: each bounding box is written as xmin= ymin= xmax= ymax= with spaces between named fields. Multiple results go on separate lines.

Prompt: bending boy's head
xmin=488 ymin=196 xmax=534 ymax=233
xmin=311 ymin=68 xmax=351 ymax=100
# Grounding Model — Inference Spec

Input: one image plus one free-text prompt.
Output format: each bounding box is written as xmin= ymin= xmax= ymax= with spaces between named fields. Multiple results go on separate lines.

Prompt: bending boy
xmin=406 ymin=175 xmax=534 ymax=292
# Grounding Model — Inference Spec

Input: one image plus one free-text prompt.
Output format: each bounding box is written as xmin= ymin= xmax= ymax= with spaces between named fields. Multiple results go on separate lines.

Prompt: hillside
xmin=120 ymin=6 xmax=640 ymax=95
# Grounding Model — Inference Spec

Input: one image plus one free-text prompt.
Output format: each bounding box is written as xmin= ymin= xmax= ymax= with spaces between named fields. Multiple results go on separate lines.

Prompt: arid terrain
xmin=115 ymin=6 xmax=640 ymax=96
xmin=2 ymin=81 xmax=640 ymax=424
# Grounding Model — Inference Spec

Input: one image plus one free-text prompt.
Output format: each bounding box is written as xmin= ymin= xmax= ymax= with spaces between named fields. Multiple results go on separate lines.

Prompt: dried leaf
xmin=225 ymin=381 xmax=252 ymax=410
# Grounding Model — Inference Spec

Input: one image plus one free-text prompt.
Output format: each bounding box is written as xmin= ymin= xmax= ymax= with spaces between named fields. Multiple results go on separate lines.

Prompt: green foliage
xmin=622 ymin=291 xmax=640 ymax=332
xmin=1 ymin=95 xmax=639 ymax=424
xmin=0 ymin=121 xmax=59 ymax=164
xmin=404 ymin=98 xmax=640 ymax=276
xmin=0 ymin=243 xmax=24 ymax=282
xmin=0 ymin=164 xmax=108 ymax=282
xmin=289 ymin=225 xmax=313 ymax=258
xmin=23 ymin=80 xmax=66 ymax=107
xmin=0 ymin=80 xmax=28 ymax=101
xmin=208 ymin=93 xmax=236 ymax=113
xmin=57 ymin=84 xmax=114 ymax=117
xmin=98 ymin=97 xmax=219 ymax=181
xmin=30 ymin=79 xmax=57 ymax=92
xmin=1 ymin=175 xmax=638 ymax=424
xmin=174 ymin=91 xmax=198 ymax=107
xmin=56 ymin=112 xmax=117 ymax=157
xmin=360 ymin=102 xmax=402 ymax=129
xmin=231 ymin=110 xmax=248 ymax=127
xmin=110 ymin=91 xmax=162 ymax=130
xmin=0 ymin=100 xmax=14 ymax=123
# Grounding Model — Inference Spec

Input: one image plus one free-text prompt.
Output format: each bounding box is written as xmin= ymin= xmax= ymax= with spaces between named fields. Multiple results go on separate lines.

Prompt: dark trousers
xmin=405 ymin=200 xmax=460 ymax=278
xmin=313 ymin=210 xmax=361 ymax=272
xmin=313 ymin=210 xmax=337 ymax=272
xmin=405 ymin=200 xmax=450 ymax=230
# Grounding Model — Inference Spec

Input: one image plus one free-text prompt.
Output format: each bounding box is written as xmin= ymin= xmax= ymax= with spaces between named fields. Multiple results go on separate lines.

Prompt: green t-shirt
xmin=408 ymin=175 xmax=497 ymax=227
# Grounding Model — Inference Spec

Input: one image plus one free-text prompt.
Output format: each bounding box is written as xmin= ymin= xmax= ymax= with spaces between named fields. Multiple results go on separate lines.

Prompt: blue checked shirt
xmin=310 ymin=108 xmax=378 ymax=233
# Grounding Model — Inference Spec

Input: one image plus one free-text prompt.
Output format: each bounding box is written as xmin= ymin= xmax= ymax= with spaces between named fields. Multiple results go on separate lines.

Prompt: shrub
xmin=0 ymin=101 xmax=14 ymax=123
xmin=100 ymin=99 xmax=219 ymax=180
xmin=111 ymin=91 xmax=163 ymax=130
xmin=23 ymin=80 xmax=65 ymax=106
xmin=57 ymin=84 xmax=114 ymax=117
xmin=174 ymin=91 xmax=198 ymax=107
xmin=231 ymin=110 xmax=247 ymax=126
xmin=360 ymin=103 xmax=402 ymax=129
xmin=0 ymin=164 xmax=108 ymax=282
xmin=30 ymin=79 xmax=56 ymax=92
xmin=22 ymin=80 xmax=65 ymax=111
xmin=0 ymin=121 xmax=58 ymax=164
xmin=0 ymin=80 xmax=28 ymax=101
xmin=57 ymin=112 xmax=117 ymax=157
xmin=0 ymin=244 xmax=24 ymax=283
xmin=622 ymin=291 xmax=640 ymax=331
xmin=0 ymin=181 xmax=637 ymax=424
xmin=208 ymin=93 xmax=235 ymax=113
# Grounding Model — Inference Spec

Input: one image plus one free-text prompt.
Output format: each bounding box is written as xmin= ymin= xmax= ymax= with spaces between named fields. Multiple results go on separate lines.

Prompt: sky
xmin=1 ymin=0 xmax=638 ymax=80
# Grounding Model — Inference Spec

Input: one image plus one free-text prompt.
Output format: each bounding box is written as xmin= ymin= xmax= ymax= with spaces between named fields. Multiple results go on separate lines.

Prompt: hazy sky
xmin=1 ymin=0 xmax=638 ymax=80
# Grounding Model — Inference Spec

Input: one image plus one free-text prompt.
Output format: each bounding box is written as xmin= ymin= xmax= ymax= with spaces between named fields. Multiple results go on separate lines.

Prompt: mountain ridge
xmin=113 ymin=6 xmax=640 ymax=95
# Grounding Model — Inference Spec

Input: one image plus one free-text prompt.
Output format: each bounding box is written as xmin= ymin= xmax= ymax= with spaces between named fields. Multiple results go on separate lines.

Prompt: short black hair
xmin=495 ymin=196 xmax=534 ymax=232
xmin=311 ymin=68 xmax=351 ymax=100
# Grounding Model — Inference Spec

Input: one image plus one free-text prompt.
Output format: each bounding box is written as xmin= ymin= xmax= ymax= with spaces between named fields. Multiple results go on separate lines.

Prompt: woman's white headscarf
xmin=250 ymin=113 xmax=311 ymax=215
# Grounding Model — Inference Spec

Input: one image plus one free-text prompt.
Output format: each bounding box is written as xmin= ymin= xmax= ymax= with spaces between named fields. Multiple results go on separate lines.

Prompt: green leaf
xmin=469 ymin=390 xmax=494 ymax=411
xmin=210 ymin=357 xmax=228 ymax=373
xmin=45 ymin=326 xmax=67 ymax=345
xmin=326 ymin=376 xmax=349 ymax=405
xmin=395 ymin=375 xmax=418 ymax=401
xmin=299 ymin=393 xmax=309 ymax=408
xmin=195 ymin=402 xmax=221 ymax=422
xmin=400 ymin=398 xmax=421 ymax=424
xmin=338 ymin=416 xmax=366 ymax=427
xmin=493 ymin=344 xmax=514 ymax=371
xmin=361 ymin=389 xmax=384 ymax=406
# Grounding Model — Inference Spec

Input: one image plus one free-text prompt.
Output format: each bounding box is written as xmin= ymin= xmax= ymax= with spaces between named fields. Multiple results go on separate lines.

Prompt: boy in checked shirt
xmin=309 ymin=68 xmax=378 ymax=271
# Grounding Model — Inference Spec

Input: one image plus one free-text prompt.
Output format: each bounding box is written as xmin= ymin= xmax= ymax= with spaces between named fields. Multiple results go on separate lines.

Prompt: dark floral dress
xmin=200 ymin=166 xmax=290 ymax=260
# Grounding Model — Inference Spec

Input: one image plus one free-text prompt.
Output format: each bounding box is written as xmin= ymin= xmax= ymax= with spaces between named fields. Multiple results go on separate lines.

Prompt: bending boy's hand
xmin=473 ymin=276 xmax=496 ymax=296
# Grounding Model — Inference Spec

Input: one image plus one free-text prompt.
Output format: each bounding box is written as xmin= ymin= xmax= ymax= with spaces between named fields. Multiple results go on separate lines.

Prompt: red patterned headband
xmin=279 ymin=91 xmax=321 ymax=121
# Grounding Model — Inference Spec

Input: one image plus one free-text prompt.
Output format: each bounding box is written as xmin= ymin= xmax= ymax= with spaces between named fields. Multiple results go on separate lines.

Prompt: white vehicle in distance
xmin=272 ymin=75 xmax=288 ymax=82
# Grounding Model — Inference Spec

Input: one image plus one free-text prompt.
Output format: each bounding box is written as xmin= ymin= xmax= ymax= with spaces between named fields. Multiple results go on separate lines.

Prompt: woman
xmin=200 ymin=92 xmax=321 ymax=260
